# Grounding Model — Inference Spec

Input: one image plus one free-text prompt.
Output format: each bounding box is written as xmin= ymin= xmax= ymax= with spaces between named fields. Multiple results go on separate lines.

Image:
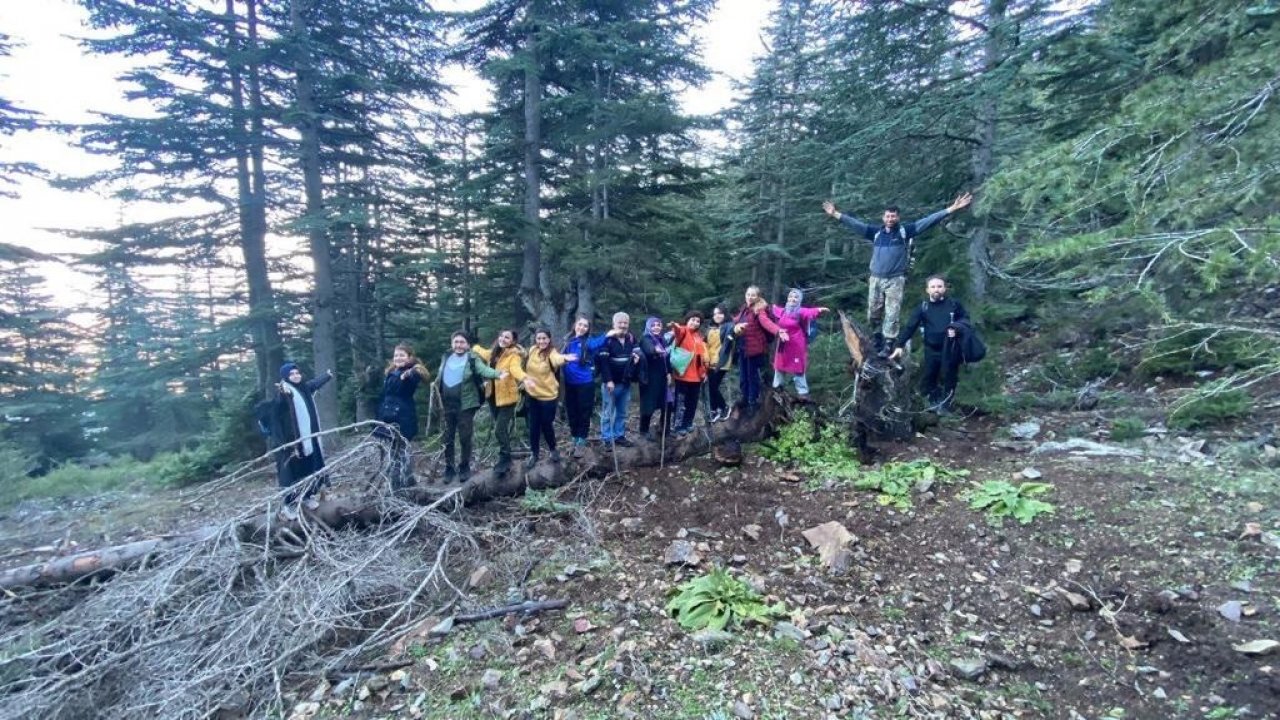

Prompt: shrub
xmin=666 ymin=567 xmax=786 ymax=632
xmin=1109 ymin=416 xmax=1147 ymax=442
xmin=1168 ymin=387 xmax=1251 ymax=429
xmin=965 ymin=480 xmax=1056 ymax=524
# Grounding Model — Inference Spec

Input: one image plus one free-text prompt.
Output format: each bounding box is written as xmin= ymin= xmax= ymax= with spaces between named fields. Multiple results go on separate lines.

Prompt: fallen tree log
xmin=0 ymin=391 xmax=791 ymax=592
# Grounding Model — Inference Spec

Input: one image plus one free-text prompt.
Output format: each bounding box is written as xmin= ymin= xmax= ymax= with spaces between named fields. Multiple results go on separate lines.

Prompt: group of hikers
xmin=262 ymin=193 xmax=978 ymax=515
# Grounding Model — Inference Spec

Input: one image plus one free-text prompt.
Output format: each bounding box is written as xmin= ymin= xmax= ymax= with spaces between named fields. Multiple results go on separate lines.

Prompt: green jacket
xmin=437 ymin=351 xmax=502 ymax=411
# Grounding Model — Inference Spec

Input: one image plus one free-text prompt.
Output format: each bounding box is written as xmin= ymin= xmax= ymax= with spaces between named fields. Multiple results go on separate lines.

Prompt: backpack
xmin=253 ymin=399 xmax=274 ymax=438
xmin=803 ymin=316 xmax=820 ymax=343
xmin=923 ymin=300 xmax=985 ymax=364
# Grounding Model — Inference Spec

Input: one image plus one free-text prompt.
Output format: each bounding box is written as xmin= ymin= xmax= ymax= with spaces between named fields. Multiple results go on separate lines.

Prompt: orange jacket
xmin=670 ymin=323 xmax=708 ymax=383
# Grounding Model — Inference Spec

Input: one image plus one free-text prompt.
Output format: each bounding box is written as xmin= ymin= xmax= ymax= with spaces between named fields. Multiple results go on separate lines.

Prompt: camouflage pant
xmin=867 ymin=275 xmax=907 ymax=340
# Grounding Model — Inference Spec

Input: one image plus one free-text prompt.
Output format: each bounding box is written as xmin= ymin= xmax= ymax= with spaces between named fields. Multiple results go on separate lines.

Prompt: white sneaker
xmin=303 ymin=498 xmax=320 ymax=511
xmin=278 ymin=506 xmax=299 ymax=522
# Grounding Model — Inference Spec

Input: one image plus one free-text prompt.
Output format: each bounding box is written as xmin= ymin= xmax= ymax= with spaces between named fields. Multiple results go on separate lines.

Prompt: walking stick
xmin=699 ymin=380 xmax=713 ymax=444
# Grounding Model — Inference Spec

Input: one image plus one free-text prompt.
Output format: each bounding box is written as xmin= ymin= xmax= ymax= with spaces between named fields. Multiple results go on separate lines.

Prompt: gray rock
xmin=429 ymin=616 xmax=455 ymax=636
xmin=821 ymin=694 xmax=844 ymax=711
xmin=774 ymin=621 xmax=807 ymax=644
xmin=332 ymin=677 xmax=357 ymax=698
xmin=899 ymin=675 xmax=919 ymax=694
xmin=663 ymin=540 xmax=703 ymax=566
xmin=1218 ymin=600 xmax=1243 ymax=623
xmin=949 ymin=657 xmax=987 ymax=681
xmin=481 ymin=669 xmax=503 ymax=692
xmin=692 ymin=629 xmax=735 ymax=650
xmin=1020 ymin=467 xmax=1043 ymax=480
xmin=1008 ymin=421 xmax=1041 ymax=441
xmin=733 ymin=700 xmax=755 ymax=719
xmin=789 ymin=671 xmax=804 ymax=686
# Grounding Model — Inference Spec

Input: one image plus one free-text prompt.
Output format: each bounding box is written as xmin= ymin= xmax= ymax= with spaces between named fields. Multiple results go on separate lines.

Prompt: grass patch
xmin=0 ymin=456 xmax=166 ymax=508
xmin=1169 ymin=387 xmax=1251 ymax=429
xmin=518 ymin=488 xmax=581 ymax=515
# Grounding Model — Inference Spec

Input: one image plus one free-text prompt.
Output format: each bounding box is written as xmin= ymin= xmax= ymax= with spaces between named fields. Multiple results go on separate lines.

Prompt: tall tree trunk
xmin=227 ymin=0 xmax=282 ymax=396
xmin=968 ymin=0 xmax=1007 ymax=301
xmin=459 ymin=122 xmax=474 ymax=336
xmin=517 ymin=28 xmax=559 ymax=335
xmin=289 ymin=0 xmax=339 ymax=428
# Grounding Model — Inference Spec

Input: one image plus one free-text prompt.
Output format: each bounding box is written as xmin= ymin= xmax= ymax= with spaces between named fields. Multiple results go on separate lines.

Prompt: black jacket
xmin=597 ymin=333 xmax=640 ymax=385
xmin=896 ymin=297 xmax=969 ymax=351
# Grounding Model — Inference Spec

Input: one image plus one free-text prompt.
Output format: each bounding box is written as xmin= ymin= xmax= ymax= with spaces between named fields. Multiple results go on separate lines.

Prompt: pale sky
xmin=0 ymin=0 xmax=773 ymax=304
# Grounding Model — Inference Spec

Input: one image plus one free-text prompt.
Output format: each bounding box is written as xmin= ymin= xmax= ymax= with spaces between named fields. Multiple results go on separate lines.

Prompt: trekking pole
xmin=699 ymin=380 xmax=713 ymax=445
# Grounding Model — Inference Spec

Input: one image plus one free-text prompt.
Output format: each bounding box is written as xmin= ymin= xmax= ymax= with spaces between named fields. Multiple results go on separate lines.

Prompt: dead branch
xmin=452 ymin=598 xmax=570 ymax=625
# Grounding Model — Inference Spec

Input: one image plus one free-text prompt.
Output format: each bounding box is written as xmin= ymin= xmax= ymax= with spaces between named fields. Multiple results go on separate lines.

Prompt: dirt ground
xmin=2 ymin=399 xmax=1277 ymax=720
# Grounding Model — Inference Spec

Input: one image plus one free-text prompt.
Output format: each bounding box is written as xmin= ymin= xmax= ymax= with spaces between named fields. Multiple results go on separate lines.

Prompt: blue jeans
xmin=600 ymin=383 xmax=632 ymax=440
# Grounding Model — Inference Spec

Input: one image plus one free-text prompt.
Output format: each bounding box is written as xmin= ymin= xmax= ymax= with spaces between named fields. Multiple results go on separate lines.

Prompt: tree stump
xmin=838 ymin=311 xmax=915 ymax=462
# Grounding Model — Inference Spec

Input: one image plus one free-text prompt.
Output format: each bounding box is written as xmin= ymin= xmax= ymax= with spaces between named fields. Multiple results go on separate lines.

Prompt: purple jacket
xmin=771 ymin=305 xmax=821 ymax=375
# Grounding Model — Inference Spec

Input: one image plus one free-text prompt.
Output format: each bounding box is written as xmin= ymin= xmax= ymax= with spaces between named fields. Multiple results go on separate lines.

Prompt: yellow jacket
xmin=705 ymin=325 xmax=733 ymax=370
xmin=471 ymin=344 xmax=526 ymax=408
xmin=510 ymin=347 xmax=567 ymax=401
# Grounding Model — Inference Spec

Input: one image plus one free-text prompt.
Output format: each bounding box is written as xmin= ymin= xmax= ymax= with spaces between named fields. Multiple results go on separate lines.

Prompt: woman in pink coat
xmin=771 ymin=288 xmax=829 ymax=400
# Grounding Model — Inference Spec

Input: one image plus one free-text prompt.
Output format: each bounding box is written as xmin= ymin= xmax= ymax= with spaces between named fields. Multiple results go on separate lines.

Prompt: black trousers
xmin=442 ymin=398 xmax=477 ymax=471
xmin=921 ymin=346 xmax=961 ymax=406
xmin=738 ymin=353 xmax=764 ymax=407
xmin=708 ymin=369 xmax=728 ymax=414
xmin=526 ymin=398 xmax=558 ymax=457
xmin=563 ymin=382 xmax=595 ymax=440
xmin=674 ymin=380 xmax=700 ymax=429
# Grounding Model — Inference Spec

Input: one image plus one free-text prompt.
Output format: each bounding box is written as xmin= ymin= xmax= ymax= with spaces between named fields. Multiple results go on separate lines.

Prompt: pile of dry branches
xmin=0 ymin=430 xmax=476 ymax=719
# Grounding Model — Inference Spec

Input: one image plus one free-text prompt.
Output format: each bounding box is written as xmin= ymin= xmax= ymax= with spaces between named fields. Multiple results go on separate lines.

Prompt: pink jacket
xmin=771 ymin=305 xmax=821 ymax=375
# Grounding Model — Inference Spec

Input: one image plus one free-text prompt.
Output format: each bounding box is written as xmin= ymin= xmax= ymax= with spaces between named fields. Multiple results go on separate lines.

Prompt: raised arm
xmin=304 ymin=371 xmax=333 ymax=394
xmin=474 ymin=357 xmax=503 ymax=380
xmin=910 ymin=192 xmax=973 ymax=237
xmin=470 ymin=344 xmax=493 ymax=363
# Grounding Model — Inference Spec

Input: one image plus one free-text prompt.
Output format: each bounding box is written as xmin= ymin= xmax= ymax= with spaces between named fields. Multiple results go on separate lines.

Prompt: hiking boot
xmin=615 ymin=436 xmax=634 ymax=448
xmin=495 ymin=454 xmax=512 ymax=476
xmin=549 ymin=449 xmax=562 ymax=463
xmin=458 ymin=465 xmax=471 ymax=483
xmin=525 ymin=455 xmax=539 ymax=469
xmin=443 ymin=466 xmax=456 ymax=484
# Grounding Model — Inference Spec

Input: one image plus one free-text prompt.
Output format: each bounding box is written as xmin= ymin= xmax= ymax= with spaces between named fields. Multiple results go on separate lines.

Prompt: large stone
xmin=949 ymin=657 xmax=987 ymax=681
xmin=663 ymin=540 xmax=703 ymax=567
xmin=800 ymin=521 xmax=856 ymax=569
xmin=468 ymin=565 xmax=494 ymax=589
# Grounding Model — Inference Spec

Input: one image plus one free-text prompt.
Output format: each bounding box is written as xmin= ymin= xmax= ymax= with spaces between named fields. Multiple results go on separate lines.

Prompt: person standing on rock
xmin=770 ymin=288 xmax=829 ymax=401
xmin=375 ymin=343 xmax=430 ymax=489
xmin=733 ymin=285 xmax=781 ymax=417
xmin=436 ymin=332 xmax=505 ymax=483
xmin=471 ymin=329 xmax=525 ymax=476
xmin=891 ymin=275 xmax=969 ymax=413
xmin=266 ymin=362 xmax=334 ymax=519
xmin=823 ymin=192 xmax=972 ymax=356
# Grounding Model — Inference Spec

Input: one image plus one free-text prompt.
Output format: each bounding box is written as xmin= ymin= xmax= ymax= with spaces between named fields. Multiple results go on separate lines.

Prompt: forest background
xmin=1 ymin=0 xmax=1277 ymax=495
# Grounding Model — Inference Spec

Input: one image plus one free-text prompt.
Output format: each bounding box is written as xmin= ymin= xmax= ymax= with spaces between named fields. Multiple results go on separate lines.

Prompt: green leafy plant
xmin=518 ymin=488 xmax=580 ymax=515
xmin=665 ymin=567 xmax=786 ymax=632
xmin=760 ymin=416 xmax=861 ymax=483
xmin=854 ymin=460 xmax=968 ymax=510
xmin=965 ymin=480 xmax=1056 ymax=524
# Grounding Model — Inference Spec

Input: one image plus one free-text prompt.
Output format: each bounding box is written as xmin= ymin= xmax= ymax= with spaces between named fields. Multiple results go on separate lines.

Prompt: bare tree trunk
xmin=518 ymin=28 xmax=560 ymax=334
xmin=290 ymin=0 xmax=339 ymax=427
xmin=227 ymin=0 xmax=282 ymax=396
xmin=968 ymin=0 xmax=1008 ymax=301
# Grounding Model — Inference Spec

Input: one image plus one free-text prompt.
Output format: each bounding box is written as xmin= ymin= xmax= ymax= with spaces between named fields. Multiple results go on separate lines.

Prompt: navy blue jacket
xmin=377 ymin=364 xmax=425 ymax=439
xmin=837 ymin=208 xmax=950 ymax=278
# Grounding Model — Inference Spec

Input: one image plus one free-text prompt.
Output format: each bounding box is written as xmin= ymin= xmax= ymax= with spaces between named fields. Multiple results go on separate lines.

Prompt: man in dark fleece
xmin=890 ymin=275 xmax=969 ymax=412
xmin=823 ymin=192 xmax=972 ymax=355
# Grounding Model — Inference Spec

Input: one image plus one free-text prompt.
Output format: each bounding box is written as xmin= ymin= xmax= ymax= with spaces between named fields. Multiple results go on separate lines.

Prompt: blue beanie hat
xmin=280 ymin=362 xmax=299 ymax=381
